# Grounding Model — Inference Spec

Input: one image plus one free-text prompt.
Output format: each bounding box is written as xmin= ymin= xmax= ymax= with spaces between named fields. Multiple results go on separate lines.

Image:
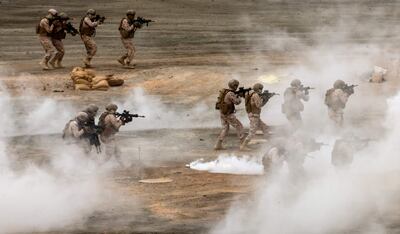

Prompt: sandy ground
xmin=1 ymin=0 xmax=400 ymax=233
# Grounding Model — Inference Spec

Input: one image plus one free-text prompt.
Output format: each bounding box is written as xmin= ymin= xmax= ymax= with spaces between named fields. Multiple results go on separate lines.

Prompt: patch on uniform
xmin=139 ymin=178 xmax=173 ymax=184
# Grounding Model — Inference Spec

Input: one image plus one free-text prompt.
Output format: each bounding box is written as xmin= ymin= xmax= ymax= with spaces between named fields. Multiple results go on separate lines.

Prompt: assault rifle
xmin=65 ymin=22 xmax=79 ymax=36
xmin=343 ymin=84 xmax=358 ymax=95
xmin=234 ymin=87 xmax=252 ymax=98
xmin=260 ymin=90 xmax=279 ymax=104
xmin=134 ymin=17 xmax=154 ymax=27
xmin=94 ymin=14 xmax=106 ymax=24
xmin=116 ymin=110 xmax=145 ymax=124
xmin=299 ymin=85 xmax=315 ymax=93
xmin=82 ymin=121 xmax=102 ymax=154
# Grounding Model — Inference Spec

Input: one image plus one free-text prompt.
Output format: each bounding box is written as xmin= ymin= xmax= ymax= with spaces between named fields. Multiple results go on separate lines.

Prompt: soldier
xmin=240 ymin=83 xmax=269 ymax=151
xmin=117 ymin=10 xmax=142 ymax=68
xmin=331 ymin=134 xmax=369 ymax=169
xmin=82 ymin=104 xmax=99 ymax=125
xmin=325 ymin=80 xmax=355 ymax=126
xmin=49 ymin=12 xmax=69 ymax=68
xmin=98 ymin=103 xmax=125 ymax=167
xmin=36 ymin=9 xmax=58 ymax=70
xmin=79 ymin=9 xmax=100 ymax=68
xmin=214 ymin=79 xmax=245 ymax=150
xmin=62 ymin=112 xmax=91 ymax=153
xmin=281 ymin=79 xmax=310 ymax=130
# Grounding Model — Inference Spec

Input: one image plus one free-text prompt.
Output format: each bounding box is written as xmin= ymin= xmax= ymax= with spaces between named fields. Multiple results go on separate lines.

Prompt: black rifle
xmin=65 ymin=22 xmax=79 ymax=36
xmin=134 ymin=17 xmax=154 ymax=27
xmin=116 ymin=110 xmax=145 ymax=124
xmin=81 ymin=121 xmax=102 ymax=154
xmin=94 ymin=15 xmax=106 ymax=24
xmin=343 ymin=84 xmax=358 ymax=95
xmin=260 ymin=90 xmax=279 ymax=104
xmin=234 ymin=87 xmax=252 ymax=98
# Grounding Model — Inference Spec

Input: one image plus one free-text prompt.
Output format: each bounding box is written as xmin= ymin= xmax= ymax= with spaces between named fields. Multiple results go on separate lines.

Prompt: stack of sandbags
xmin=70 ymin=67 xmax=125 ymax=91
xmin=369 ymin=66 xmax=387 ymax=83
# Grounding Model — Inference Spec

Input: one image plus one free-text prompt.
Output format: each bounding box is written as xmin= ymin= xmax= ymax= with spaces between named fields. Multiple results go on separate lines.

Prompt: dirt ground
xmin=1 ymin=0 xmax=400 ymax=233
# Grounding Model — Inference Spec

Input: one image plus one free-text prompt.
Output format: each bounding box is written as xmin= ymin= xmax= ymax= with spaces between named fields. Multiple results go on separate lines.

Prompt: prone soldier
xmin=325 ymin=80 xmax=356 ymax=126
xmin=281 ymin=79 xmax=310 ymax=130
xmin=214 ymin=79 xmax=245 ymax=150
xmin=36 ymin=9 xmax=58 ymax=70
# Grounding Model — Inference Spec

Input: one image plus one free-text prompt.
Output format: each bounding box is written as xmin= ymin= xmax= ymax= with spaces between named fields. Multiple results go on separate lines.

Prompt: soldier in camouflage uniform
xmin=36 ymin=9 xmax=58 ymax=70
xmin=282 ymin=79 xmax=309 ymax=130
xmin=117 ymin=10 xmax=142 ymax=68
xmin=325 ymin=80 xmax=355 ymax=126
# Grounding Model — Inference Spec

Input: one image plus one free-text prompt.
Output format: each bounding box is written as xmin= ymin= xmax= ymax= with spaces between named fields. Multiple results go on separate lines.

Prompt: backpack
xmin=245 ymin=92 xmax=255 ymax=114
xmin=324 ymin=88 xmax=335 ymax=107
xmin=62 ymin=120 xmax=73 ymax=139
xmin=215 ymin=89 xmax=235 ymax=115
xmin=97 ymin=112 xmax=111 ymax=133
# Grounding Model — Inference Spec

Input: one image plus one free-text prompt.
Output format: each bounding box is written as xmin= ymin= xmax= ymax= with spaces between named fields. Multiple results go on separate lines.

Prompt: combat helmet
xmin=334 ymin=79 xmax=345 ymax=89
xmin=228 ymin=79 xmax=239 ymax=90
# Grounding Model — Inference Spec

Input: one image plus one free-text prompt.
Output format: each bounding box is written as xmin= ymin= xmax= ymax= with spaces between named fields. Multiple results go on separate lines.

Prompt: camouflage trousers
xmin=120 ymin=38 xmax=136 ymax=64
xmin=328 ymin=108 xmax=344 ymax=126
xmin=102 ymin=138 xmax=123 ymax=166
xmin=245 ymin=113 xmax=268 ymax=141
xmin=81 ymin=35 xmax=97 ymax=59
xmin=39 ymin=36 xmax=55 ymax=61
xmin=51 ymin=38 xmax=65 ymax=62
xmin=218 ymin=113 xmax=245 ymax=141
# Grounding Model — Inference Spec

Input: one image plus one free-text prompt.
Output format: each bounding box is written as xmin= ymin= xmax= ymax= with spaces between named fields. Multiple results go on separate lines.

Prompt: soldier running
xmin=49 ymin=12 xmax=70 ymax=68
xmin=79 ymin=9 xmax=100 ymax=68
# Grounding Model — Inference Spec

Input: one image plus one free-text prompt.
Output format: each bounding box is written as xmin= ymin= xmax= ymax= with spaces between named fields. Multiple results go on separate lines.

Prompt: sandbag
xmin=74 ymin=78 xmax=91 ymax=85
xmin=107 ymin=78 xmax=124 ymax=86
xmin=91 ymin=80 xmax=109 ymax=90
xmin=92 ymin=76 xmax=108 ymax=84
xmin=75 ymin=83 xmax=91 ymax=90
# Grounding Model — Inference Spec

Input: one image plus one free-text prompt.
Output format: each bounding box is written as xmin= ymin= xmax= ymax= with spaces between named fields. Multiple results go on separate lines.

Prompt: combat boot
xmin=39 ymin=58 xmax=51 ymax=70
xmin=124 ymin=63 xmax=136 ymax=69
xmin=240 ymin=139 xmax=251 ymax=151
xmin=48 ymin=57 xmax=57 ymax=69
xmin=117 ymin=57 xmax=125 ymax=66
xmin=55 ymin=60 xmax=65 ymax=68
xmin=214 ymin=140 xmax=225 ymax=150
xmin=83 ymin=58 xmax=93 ymax=68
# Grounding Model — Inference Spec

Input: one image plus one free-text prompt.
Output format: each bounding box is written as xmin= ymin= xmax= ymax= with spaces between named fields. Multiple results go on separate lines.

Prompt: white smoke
xmin=188 ymin=154 xmax=264 ymax=175
xmin=212 ymin=92 xmax=400 ymax=234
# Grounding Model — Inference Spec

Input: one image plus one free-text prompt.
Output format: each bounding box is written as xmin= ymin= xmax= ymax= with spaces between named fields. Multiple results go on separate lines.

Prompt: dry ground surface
xmin=1 ymin=0 xmax=400 ymax=233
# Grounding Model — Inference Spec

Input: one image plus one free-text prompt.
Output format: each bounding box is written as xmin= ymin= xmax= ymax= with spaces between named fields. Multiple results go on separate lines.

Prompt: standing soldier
xmin=281 ymin=79 xmax=310 ymax=130
xmin=79 ymin=9 xmax=100 ymax=68
xmin=325 ymin=80 xmax=356 ymax=126
xmin=117 ymin=10 xmax=142 ymax=68
xmin=214 ymin=79 xmax=245 ymax=150
xmin=49 ymin=12 xmax=70 ymax=68
xmin=240 ymin=83 xmax=269 ymax=151
xmin=62 ymin=112 xmax=91 ymax=154
xmin=98 ymin=104 xmax=125 ymax=167
xmin=36 ymin=9 xmax=58 ymax=70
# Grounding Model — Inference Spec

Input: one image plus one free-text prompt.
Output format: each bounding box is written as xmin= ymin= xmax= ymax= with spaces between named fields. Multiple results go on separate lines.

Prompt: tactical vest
xmin=324 ymin=88 xmax=335 ymax=107
xmin=119 ymin=18 xmax=135 ymax=38
xmin=245 ymin=92 xmax=258 ymax=114
xmin=97 ymin=111 xmax=112 ymax=133
xmin=215 ymin=89 xmax=235 ymax=115
xmin=50 ymin=21 xmax=66 ymax=39
xmin=79 ymin=17 xmax=96 ymax=36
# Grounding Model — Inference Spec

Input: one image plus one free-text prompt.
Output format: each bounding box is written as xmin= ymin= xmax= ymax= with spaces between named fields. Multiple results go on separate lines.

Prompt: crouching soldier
xmin=98 ymin=103 xmax=125 ymax=167
xmin=214 ymin=79 xmax=245 ymax=150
